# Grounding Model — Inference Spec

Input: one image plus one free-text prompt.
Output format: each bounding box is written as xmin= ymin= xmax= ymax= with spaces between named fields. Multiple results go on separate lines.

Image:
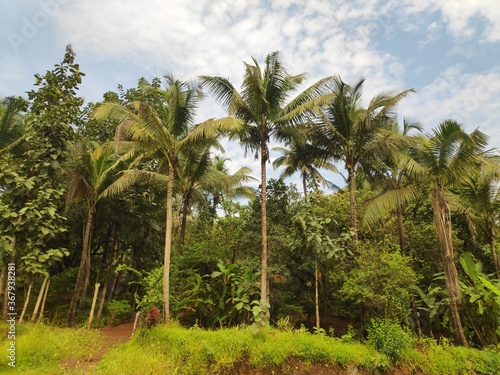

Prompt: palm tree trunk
xmin=80 ymin=242 xmax=91 ymax=305
xmin=163 ymin=164 xmax=174 ymax=323
xmin=347 ymin=166 xmax=358 ymax=242
xmin=180 ymin=195 xmax=190 ymax=250
xmin=302 ymin=174 xmax=308 ymax=198
xmin=431 ymin=187 xmax=468 ymax=347
xmin=489 ymin=237 xmax=500 ymax=279
xmin=260 ymin=145 xmax=269 ymax=319
xmin=396 ymin=207 xmax=407 ymax=254
xmin=314 ymin=251 xmax=320 ymax=330
xmin=68 ymin=209 xmax=93 ymax=326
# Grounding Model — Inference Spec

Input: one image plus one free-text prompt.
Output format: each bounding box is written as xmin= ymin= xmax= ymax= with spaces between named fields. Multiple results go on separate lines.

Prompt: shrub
xmin=142 ymin=306 xmax=161 ymax=328
xmin=105 ymin=299 xmax=132 ymax=326
xmin=367 ymin=318 xmax=413 ymax=361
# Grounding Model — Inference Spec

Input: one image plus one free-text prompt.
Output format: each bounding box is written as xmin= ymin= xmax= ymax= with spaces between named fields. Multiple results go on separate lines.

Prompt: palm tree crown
xmin=313 ymin=76 xmax=414 ymax=241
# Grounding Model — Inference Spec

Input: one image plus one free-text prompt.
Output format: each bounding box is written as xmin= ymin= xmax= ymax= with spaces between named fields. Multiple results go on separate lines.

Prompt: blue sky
xmin=1 ymin=0 xmax=500 ymax=189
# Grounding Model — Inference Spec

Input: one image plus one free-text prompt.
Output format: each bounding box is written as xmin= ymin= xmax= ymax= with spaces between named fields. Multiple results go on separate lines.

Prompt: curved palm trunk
xmin=431 ymin=187 xmax=468 ymax=347
xmin=347 ymin=166 xmax=358 ymax=243
xmin=302 ymin=174 xmax=308 ymax=198
xmin=68 ymin=208 xmax=94 ymax=327
xmin=488 ymin=236 xmax=500 ymax=279
xmin=180 ymin=195 xmax=190 ymax=250
xmin=163 ymin=164 xmax=174 ymax=323
xmin=260 ymin=146 xmax=269 ymax=319
xmin=396 ymin=207 xmax=407 ymax=254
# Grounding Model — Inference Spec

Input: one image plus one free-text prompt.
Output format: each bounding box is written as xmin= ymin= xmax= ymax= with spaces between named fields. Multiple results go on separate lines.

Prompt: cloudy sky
xmin=1 ymin=0 xmax=500 ymax=189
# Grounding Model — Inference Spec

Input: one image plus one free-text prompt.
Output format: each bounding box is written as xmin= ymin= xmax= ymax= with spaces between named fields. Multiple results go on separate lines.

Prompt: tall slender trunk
xmin=97 ymin=237 xmax=117 ymax=320
xmin=302 ymin=174 xmax=308 ymax=198
xmin=489 ymin=236 xmax=500 ymax=279
xmin=38 ymin=279 xmax=50 ymax=323
xmin=347 ymin=166 xmax=358 ymax=243
xmin=396 ymin=206 xmax=407 ymax=254
xmin=431 ymin=187 xmax=468 ymax=347
xmin=31 ymin=276 xmax=49 ymax=322
xmin=19 ymin=282 xmax=33 ymax=324
xmin=68 ymin=208 xmax=94 ymax=326
xmin=314 ymin=251 xmax=320 ymax=330
xmin=163 ymin=164 xmax=174 ymax=323
xmin=260 ymin=145 xmax=269 ymax=318
xmin=180 ymin=195 xmax=190 ymax=250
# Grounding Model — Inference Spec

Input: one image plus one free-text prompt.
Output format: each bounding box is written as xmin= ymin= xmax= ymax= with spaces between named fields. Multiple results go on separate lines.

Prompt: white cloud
xmin=399 ymin=65 xmax=500 ymax=148
xmin=3 ymin=0 xmax=499 ymax=189
xmin=404 ymin=0 xmax=500 ymax=42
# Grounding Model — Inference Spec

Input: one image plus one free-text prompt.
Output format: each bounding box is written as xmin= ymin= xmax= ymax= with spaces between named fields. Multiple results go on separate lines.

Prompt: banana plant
xmin=459 ymin=252 xmax=500 ymax=345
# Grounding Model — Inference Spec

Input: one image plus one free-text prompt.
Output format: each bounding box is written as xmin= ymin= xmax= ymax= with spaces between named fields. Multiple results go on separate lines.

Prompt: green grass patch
xmin=95 ymin=323 xmax=389 ymax=374
xmin=401 ymin=339 xmax=500 ymax=375
xmin=0 ymin=322 xmax=102 ymax=374
xmin=0 ymin=322 xmax=498 ymax=374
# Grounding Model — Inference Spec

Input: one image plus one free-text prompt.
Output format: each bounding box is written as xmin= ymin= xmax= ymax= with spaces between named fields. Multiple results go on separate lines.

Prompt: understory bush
xmin=105 ymin=299 xmax=133 ymax=326
xmin=367 ymin=318 xmax=414 ymax=361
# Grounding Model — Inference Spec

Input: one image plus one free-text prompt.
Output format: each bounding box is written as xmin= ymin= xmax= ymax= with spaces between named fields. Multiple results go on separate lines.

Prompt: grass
xmin=0 ymin=322 xmax=102 ymax=374
xmin=94 ymin=323 xmax=390 ymax=374
xmin=400 ymin=338 xmax=500 ymax=375
xmin=0 ymin=321 xmax=498 ymax=374
xmin=95 ymin=323 xmax=500 ymax=375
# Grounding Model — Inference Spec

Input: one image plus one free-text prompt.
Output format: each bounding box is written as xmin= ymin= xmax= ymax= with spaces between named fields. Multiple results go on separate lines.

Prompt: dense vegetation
xmin=1 ymin=44 xmax=500 ymax=362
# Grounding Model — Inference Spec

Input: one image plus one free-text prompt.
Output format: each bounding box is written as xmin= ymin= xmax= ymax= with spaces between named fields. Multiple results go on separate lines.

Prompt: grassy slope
xmin=0 ymin=322 xmax=103 ymax=374
xmin=95 ymin=323 xmax=500 ymax=375
xmin=0 ymin=322 xmax=498 ymax=374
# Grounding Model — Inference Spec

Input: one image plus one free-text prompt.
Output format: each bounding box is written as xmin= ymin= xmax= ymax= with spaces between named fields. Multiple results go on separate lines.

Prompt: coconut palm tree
xmin=364 ymin=119 xmax=488 ymax=346
xmin=272 ymin=134 xmax=338 ymax=197
xmin=362 ymin=118 xmax=422 ymax=253
xmin=175 ymin=147 xmax=256 ymax=247
xmin=66 ymin=141 xmax=126 ymax=326
xmin=312 ymin=76 xmax=414 ymax=242
xmin=202 ymin=51 xmax=334 ymax=318
xmin=461 ymin=157 xmax=500 ymax=278
xmin=0 ymin=96 xmax=28 ymax=153
xmin=209 ymin=155 xmax=256 ymax=213
xmin=93 ymin=75 xmax=222 ymax=322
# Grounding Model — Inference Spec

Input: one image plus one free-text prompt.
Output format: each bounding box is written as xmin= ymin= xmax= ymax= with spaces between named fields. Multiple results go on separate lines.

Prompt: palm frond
xmin=363 ymin=187 xmax=421 ymax=229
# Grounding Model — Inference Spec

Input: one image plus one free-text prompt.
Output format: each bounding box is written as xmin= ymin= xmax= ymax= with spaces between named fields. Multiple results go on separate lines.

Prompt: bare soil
xmin=59 ymin=322 xmax=134 ymax=373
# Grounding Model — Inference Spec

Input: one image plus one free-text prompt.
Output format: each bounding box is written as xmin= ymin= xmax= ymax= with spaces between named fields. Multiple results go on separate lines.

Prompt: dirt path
xmin=60 ymin=322 xmax=135 ymax=373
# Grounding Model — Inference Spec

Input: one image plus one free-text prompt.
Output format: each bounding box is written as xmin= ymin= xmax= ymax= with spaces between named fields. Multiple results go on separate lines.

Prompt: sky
xmin=1 ymin=0 xmax=500 ymax=190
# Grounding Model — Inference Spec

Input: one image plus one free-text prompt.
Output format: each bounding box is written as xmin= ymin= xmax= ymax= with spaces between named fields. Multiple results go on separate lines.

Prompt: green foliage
xmin=0 ymin=46 xmax=82 ymax=276
xmin=340 ymin=240 xmax=418 ymax=322
xmin=104 ymin=299 xmax=133 ymax=327
xmin=460 ymin=252 xmax=500 ymax=346
xmin=291 ymin=190 xmax=354 ymax=260
xmin=367 ymin=318 xmax=414 ymax=361
xmin=132 ymin=266 xmax=163 ymax=313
